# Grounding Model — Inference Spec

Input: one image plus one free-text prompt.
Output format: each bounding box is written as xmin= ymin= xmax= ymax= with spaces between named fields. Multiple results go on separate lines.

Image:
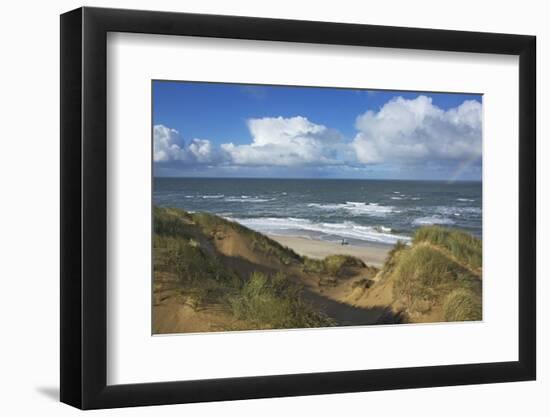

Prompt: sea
xmin=153 ymin=178 xmax=482 ymax=247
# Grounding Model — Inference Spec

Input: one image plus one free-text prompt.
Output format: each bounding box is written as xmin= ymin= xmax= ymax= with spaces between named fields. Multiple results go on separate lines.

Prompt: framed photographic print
xmin=60 ymin=7 xmax=536 ymax=409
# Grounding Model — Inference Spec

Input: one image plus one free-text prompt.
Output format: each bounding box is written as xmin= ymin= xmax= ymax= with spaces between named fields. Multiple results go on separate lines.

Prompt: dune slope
xmin=153 ymin=208 xmax=482 ymax=333
xmin=351 ymin=227 xmax=482 ymax=323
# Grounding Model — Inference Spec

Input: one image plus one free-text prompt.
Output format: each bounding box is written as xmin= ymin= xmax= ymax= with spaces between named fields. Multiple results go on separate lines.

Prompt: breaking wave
xmin=230 ymin=216 xmax=410 ymax=245
xmin=307 ymin=201 xmax=397 ymax=216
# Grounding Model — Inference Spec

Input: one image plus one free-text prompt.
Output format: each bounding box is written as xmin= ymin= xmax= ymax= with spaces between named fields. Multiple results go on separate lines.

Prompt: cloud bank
xmin=153 ymin=124 xmax=224 ymax=165
xmin=352 ymin=96 xmax=482 ymax=164
xmin=222 ymin=116 xmax=347 ymax=166
xmin=153 ymin=95 xmax=482 ymax=179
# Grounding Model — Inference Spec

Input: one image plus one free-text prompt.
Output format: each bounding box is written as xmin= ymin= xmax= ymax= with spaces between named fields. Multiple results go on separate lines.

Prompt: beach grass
xmin=378 ymin=240 xmax=408 ymax=279
xmin=443 ymin=288 xmax=482 ymax=322
xmin=153 ymin=206 xmax=336 ymax=328
xmin=381 ymin=227 xmax=482 ymax=320
xmin=302 ymin=254 xmax=366 ymax=276
xmin=153 ymin=206 xmax=483 ymax=329
xmin=228 ymin=271 xmax=334 ymax=328
xmin=192 ymin=210 xmax=303 ymax=266
xmin=413 ymin=225 xmax=482 ymax=270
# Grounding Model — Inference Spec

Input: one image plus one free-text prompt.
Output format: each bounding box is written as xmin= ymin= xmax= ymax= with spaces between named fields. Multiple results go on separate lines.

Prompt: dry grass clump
xmin=381 ymin=227 xmax=482 ymax=320
xmin=324 ymin=255 xmax=366 ymax=275
xmin=377 ymin=240 xmax=408 ymax=280
xmin=413 ymin=226 xmax=482 ymax=270
xmin=443 ymin=288 xmax=482 ymax=321
xmin=303 ymin=254 xmax=365 ymax=277
xmin=229 ymin=271 xmax=334 ymax=329
xmin=153 ymin=206 xmax=193 ymax=238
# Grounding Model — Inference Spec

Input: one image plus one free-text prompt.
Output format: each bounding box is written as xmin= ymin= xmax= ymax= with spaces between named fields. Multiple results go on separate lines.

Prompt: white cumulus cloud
xmin=153 ymin=96 xmax=482 ymax=180
xmin=153 ymin=124 xmax=225 ymax=165
xmin=221 ymin=116 xmax=347 ymax=166
xmin=352 ymin=95 xmax=482 ymax=164
xmin=153 ymin=125 xmax=187 ymax=162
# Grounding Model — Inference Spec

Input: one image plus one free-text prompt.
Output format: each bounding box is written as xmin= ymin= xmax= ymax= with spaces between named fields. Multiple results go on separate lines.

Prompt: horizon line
xmin=153 ymin=176 xmax=482 ymax=183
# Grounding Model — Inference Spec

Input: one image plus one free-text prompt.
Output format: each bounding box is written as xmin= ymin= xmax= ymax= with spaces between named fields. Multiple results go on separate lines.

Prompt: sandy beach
xmin=268 ymin=234 xmax=391 ymax=267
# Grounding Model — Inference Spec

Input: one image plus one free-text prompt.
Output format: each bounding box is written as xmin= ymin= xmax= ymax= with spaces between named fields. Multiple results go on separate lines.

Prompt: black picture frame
xmin=60 ymin=6 xmax=536 ymax=410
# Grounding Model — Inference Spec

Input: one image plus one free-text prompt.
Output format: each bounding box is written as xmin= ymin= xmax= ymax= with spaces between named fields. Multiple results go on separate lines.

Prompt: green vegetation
xmin=324 ymin=255 xmax=366 ymax=275
xmin=154 ymin=233 xmax=241 ymax=310
xmin=351 ymin=278 xmax=375 ymax=290
xmin=379 ymin=226 xmax=482 ymax=321
xmin=153 ymin=206 xmax=336 ymax=328
xmin=303 ymin=254 xmax=365 ymax=277
xmin=154 ymin=206 xmax=483 ymax=328
xmin=377 ymin=240 xmax=408 ymax=279
xmin=190 ymin=210 xmax=302 ymax=266
xmin=391 ymin=244 xmax=479 ymax=315
xmin=153 ymin=206 xmax=193 ymax=238
xmin=443 ymin=288 xmax=482 ymax=322
xmin=413 ymin=226 xmax=482 ymax=271
xmin=229 ymin=271 xmax=334 ymax=328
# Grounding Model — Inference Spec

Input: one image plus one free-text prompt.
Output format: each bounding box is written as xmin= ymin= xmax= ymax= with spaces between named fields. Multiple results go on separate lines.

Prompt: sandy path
xmin=269 ymin=235 xmax=390 ymax=267
xmin=301 ymin=287 xmax=392 ymax=326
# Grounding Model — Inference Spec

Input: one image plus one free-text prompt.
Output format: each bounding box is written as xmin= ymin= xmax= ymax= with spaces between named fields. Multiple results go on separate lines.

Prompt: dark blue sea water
xmin=154 ymin=178 xmax=482 ymax=246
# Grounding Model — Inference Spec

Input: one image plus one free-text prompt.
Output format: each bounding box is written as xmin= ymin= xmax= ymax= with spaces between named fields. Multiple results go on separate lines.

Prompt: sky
xmin=153 ymin=81 xmax=482 ymax=181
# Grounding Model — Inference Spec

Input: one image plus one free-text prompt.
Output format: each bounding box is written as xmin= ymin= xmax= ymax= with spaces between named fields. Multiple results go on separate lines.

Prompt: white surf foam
xmin=436 ymin=206 xmax=481 ymax=216
xmin=201 ymin=194 xmax=224 ymax=199
xmin=225 ymin=196 xmax=272 ymax=203
xmin=307 ymin=201 xmax=396 ymax=216
xmin=231 ymin=217 xmax=410 ymax=245
xmin=413 ymin=216 xmax=455 ymax=226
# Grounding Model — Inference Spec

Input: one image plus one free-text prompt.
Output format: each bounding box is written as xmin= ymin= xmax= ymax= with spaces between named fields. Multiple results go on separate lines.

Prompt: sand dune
xmin=153 ymin=207 xmax=482 ymax=333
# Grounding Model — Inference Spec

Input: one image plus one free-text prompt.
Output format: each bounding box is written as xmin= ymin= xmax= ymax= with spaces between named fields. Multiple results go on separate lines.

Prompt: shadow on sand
xmin=302 ymin=289 xmax=404 ymax=326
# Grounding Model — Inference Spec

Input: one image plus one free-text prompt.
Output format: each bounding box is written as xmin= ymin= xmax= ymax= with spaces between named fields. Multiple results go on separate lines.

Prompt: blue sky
xmin=153 ymin=81 xmax=482 ymax=180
